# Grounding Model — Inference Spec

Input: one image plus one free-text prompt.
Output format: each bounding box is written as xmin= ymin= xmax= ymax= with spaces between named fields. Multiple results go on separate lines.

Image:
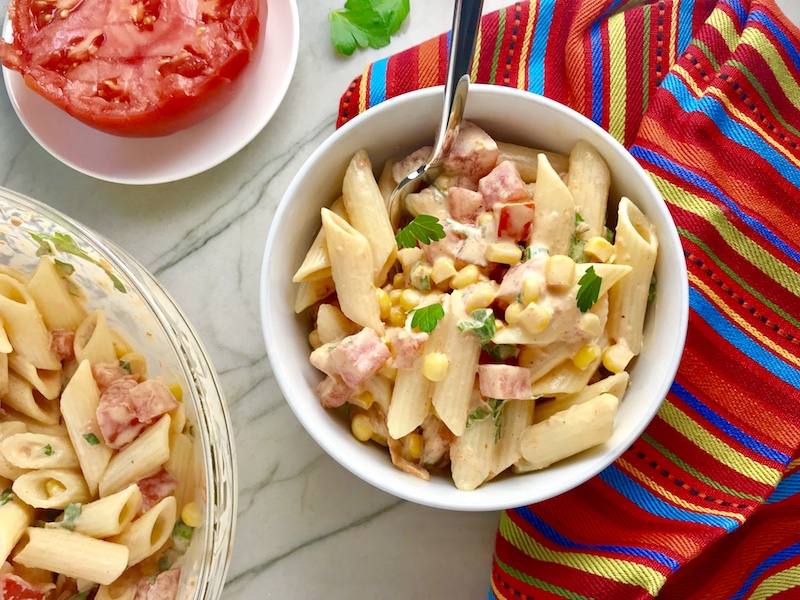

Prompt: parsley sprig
xmin=330 ymin=0 xmax=410 ymax=55
xmin=457 ymin=309 xmax=496 ymax=344
xmin=409 ymin=303 xmax=444 ymax=333
xmin=395 ymin=214 xmax=446 ymax=249
xmin=576 ymin=266 xmax=603 ymax=313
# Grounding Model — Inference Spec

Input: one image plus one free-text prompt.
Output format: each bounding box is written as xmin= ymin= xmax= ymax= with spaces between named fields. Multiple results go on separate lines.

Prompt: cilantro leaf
xmin=43 ymin=444 xmax=53 ymax=456
xmin=395 ymin=214 xmax=445 ymax=249
xmin=329 ymin=0 xmax=410 ymax=55
xmin=576 ymin=266 xmax=603 ymax=313
xmin=61 ymin=502 xmax=82 ymax=531
xmin=83 ymin=433 xmax=100 ymax=446
xmin=172 ymin=518 xmax=194 ymax=553
xmin=28 ymin=231 xmax=126 ymax=293
xmin=409 ymin=303 xmax=445 ymax=333
xmin=54 ymin=259 xmax=75 ymax=277
xmin=648 ymin=274 xmax=657 ymax=303
xmin=465 ymin=406 xmax=490 ymax=428
xmin=569 ymin=213 xmax=587 ymax=263
xmin=119 ymin=359 xmax=132 ymax=374
xmin=457 ymin=309 xmax=496 ymax=344
xmin=0 ymin=489 xmax=13 ymax=506
xmin=484 ymin=343 xmax=519 ymax=362
xmin=604 ymin=226 xmax=615 ymax=244
xmin=65 ymin=591 xmax=92 ymax=600
xmin=489 ymin=398 xmax=505 ymax=442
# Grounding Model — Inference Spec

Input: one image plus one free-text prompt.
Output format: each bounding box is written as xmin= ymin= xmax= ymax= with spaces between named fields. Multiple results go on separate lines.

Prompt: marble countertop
xmin=0 ymin=1 xmax=509 ymax=598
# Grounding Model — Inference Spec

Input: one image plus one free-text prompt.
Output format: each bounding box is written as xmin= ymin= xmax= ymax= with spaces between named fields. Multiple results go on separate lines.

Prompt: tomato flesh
xmin=0 ymin=574 xmax=49 ymax=600
xmin=0 ymin=0 xmax=261 ymax=136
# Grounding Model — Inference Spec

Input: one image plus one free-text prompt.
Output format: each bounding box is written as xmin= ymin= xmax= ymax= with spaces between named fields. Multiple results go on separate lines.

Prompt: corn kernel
xmin=476 ymin=212 xmax=496 ymax=229
xmin=505 ymin=301 xmax=524 ymax=326
xmin=351 ymin=413 xmax=373 ymax=442
xmin=431 ymin=258 xmax=457 ymax=284
xmin=181 ymin=501 xmax=202 ymax=528
xmin=405 ymin=433 xmax=424 ymax=460
xmin=392 ymin=272 xmax=406 ymax=288
xmin=451 ymin=265 xmax=480 ymax=289
xmin=485 ymin=242 xmax=522 ymax=265
xmin=578 ymin=313 xmax=602 ymax=337
xmin=573 ymin=344 xmax=601 ymax=370
xmin=389 ymin=289 xmax=402 ymax=304
xmin=111 ymin=331 xmax=134 ymax=359
xmin=399 ymin=289 xmax=421 ymax=311
xmin=602 ymin=343 xmax=635 ymax=374
xmin=389 ymin=307 xmax=407 ymax=327
xmin=521 ymin=276 xmax=540 ymax=305
xmin=423 ymin=352 xmax=450 ymax=382
xmin=376 ymin=288 xmax=391 ymax=319
xmin=397 ymin=247 xmax=424 ymax=270
xmin=379 ymin=360 xmax=398 ymax=381
xmin=350 ymin=392 xmax=374 ymax=410
xmin=168 ymin=382 xmax=183 ymax=402
xmin=308 ymin=330 xmax=322 ymax=349
xmin=545 ymin=255 xmax=576 ymax=289
xmin=465 ymin=283 xmax=497 ymax=313
xmin=46 ymin=480 xmax=66 ymax=498
xmin=495 ymin=319 xmax=505 ymax=331
xmin=584 ymin=236 xmax=614 ymax=262
xmin=519 ymin=302 xmax=552 ymax=334
xmin=518 ymin=345 xmax=538 ymax=368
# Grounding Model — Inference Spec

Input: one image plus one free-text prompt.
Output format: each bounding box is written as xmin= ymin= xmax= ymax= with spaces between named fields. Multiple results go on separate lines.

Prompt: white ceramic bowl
xmin=261 ymin=85 xmax=688 ymax=511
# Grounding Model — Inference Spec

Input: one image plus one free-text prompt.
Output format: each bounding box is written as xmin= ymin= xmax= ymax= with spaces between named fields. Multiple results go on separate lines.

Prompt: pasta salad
xmin=294 ymin=122 xmax=658 ymax=491
xmin=0 ymin=250 xmax=199 ymax=600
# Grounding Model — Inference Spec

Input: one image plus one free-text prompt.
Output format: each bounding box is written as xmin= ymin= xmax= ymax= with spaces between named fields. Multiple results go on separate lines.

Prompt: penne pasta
xmin=99 ymin=415 xmax=171 ymax=497
xmin=3 ymin=372 xmax=60 ymax=425
xmin=0 ymin=495 xmax=33 ymax=564
xmin=0 ymin=275 xmax=60 ymax=370
xmin=111 ymin=496 xmax=177 ymax=567
xmin=608 ymin=197 xmax=658 ymax=355
xmin=342 ymin=150 xmax=397 ymax=285
xmin=26 ymin=257 xmax=87 ymax=332
xmin=450 ymin=398 xmax=496 ymax=491
xmin=1 ymin=432 xmax=79 ymax=470
xmin=12 ymin=468 xmax=91 ymax=509
xmin=8 ymin=353 xmax=61 ymax=400
xmin=568 ymin=140 xmax=611 ymax=239
xmin=534 ymin=372 xmax=629 ymax=423
xmin=529 ymin=153 xmax=575 ymax=255
xmin=315 ymin=304 xmax=360 ymax=344
xmin=321 ymin=209 xmax=383 ymax=333
xmin=61 ymin=361 xmax=112 ymax=497
xmin=292 ymin=197 xmax=347 ymax=284
xmin=294 ymin=277 xmax=335 ymax=314
xmin=72 ymin=484 xmax=142 ymax=539
xmin=496 ymin=141 xmax=569 ymax=182
xmin=489 ymin=399 xmax=535 ymax=479
xmin=0 ymin=422 xmax=29 ymax=480
xmin=74 ymin=311 xmax=117 ymax=365
xmin=13 ymin=528 xmax=129 ymax=585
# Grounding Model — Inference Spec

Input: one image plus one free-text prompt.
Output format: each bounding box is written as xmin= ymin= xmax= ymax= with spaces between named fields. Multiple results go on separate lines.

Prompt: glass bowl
xmin=0 ymin=186 xmax=236 ymax=599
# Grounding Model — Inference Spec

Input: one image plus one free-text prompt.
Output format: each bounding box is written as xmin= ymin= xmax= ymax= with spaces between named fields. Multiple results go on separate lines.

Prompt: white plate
xmin=1 ymin=0 xmax=299 ymax=185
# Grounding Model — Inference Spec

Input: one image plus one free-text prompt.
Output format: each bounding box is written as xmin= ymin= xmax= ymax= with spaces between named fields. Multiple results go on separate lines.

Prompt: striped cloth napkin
xmin=337 ymin=1 xmax=800 ymax=598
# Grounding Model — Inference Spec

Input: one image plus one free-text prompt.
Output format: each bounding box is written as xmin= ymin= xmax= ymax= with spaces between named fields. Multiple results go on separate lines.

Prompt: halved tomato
xmin=0 ymin=0 xmax=261 ymax=137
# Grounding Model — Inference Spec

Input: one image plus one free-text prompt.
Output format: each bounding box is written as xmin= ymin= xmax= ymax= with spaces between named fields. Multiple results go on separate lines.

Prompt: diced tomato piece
xmin=49 ymin=330 xmax=75 ymax=362
xmin=92 ymin=363 xmax=135 ymax=390
xmin=137 ymin=469 xmax=178 ymax=514
xmin=447 ymin=187 xmax=484 ymax=224
xmin=134 ymin=568 xmax=181 ymax=600
xmin=0 ymin=574 xmax=50 ymax=600
xmin=478 ymin=161 xmax=531 ymax=209
xmin=329 ymin=329 xmax=391 ymax=388
xmin=316 ymin=375 xmax=351 ymax=409
xmin=443 ymin=122 xmax=499 ymax=182
xmin=478 ymin=365 xmax=532 ymax=400
xmin=495 ymin=202 xmax=535 ymax=241
xmin=392 ymin=147 xmax=432 ymax=182
xmin=129 ymin=380 xmax=179 ymax=423
xmin=96 ymin=378 xmax=178 ymax=449
xmin=387 ymin=328 xmax=428 ymax=370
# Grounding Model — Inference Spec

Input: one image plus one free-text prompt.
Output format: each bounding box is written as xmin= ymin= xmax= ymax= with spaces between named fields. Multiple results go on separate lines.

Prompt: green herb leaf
xmin=457 ymin=309 xmax=496 ymax=344
xmin=489 ymin=398 xmax=505 ymax=442
xmin=484 ymin=343 xmax=519 ymax=362
xmin=604 ymin=226 xmax=615 ymax=244
xmin=27 ymin=231 xmax=126 ymax=293
xmin=329 ymin=0 xmax=410 ymax=55
xmin=172 ymin=518 xmax=194 ymax=553
xmin=523 ymin=246 xmax=549 ymax=261
xmin=65 ymin=591 xmax=92 ymax=600
xmin=409 ymin=303 xmax=445 ymax=333
xmin=465 ymin=406 xmax=490 ymax=428
xmin=119 ymin=359 xmax=132 ymax=374
xmin=395 ymin=214 xmax=446 ymax=249
xmin=648 ymin=274 xmax=657 ymax=303
xmin=148 ymin=575 xmax=158 ymax=585
xmin=43 ymin=444 xmax=53 ymax=456
xmin=82 ymin=433 xmax=100 ymax=446
xmin=576 ymin=266 xmax=603 ymax=313
xmin=575 ymin=213 xmax=585 ymax=225
xmin=61 ymin=502 xmax=82 ymax=531
xmin=569 ymin=212 xmax=587 ymax=263
xmin=158 ymin=554 xmax=174 ymax=573
xmin=54 ymin=259 xmax=75 ymax=277
xmin=417 ymin=273 xmax=431 ymax=291
xmin=0 ymin=489 xmax=13 ymax=506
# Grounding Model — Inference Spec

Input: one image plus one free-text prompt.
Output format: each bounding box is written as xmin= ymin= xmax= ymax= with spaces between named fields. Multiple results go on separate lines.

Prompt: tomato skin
xmin=0 ymin=574 xmax=50 ymax=600
xmin=0 ymin=0 xmax=262 ymax=137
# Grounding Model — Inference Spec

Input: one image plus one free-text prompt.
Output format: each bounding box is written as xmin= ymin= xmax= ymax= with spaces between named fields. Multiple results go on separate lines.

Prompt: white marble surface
xmin=0 ymin=1 xmax=507 ymax=598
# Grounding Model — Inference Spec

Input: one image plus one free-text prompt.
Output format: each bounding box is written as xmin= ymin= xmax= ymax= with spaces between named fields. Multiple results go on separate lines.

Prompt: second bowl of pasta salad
xmin=0 ymin=187 xmax=235 ymax=599
xmin=261 ymin=85 xmax=688 ymax=511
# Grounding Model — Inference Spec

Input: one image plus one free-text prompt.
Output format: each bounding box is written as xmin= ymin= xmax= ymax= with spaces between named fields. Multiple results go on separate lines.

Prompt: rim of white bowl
xmin=261 ymin=84 xmax=689 ymax=511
